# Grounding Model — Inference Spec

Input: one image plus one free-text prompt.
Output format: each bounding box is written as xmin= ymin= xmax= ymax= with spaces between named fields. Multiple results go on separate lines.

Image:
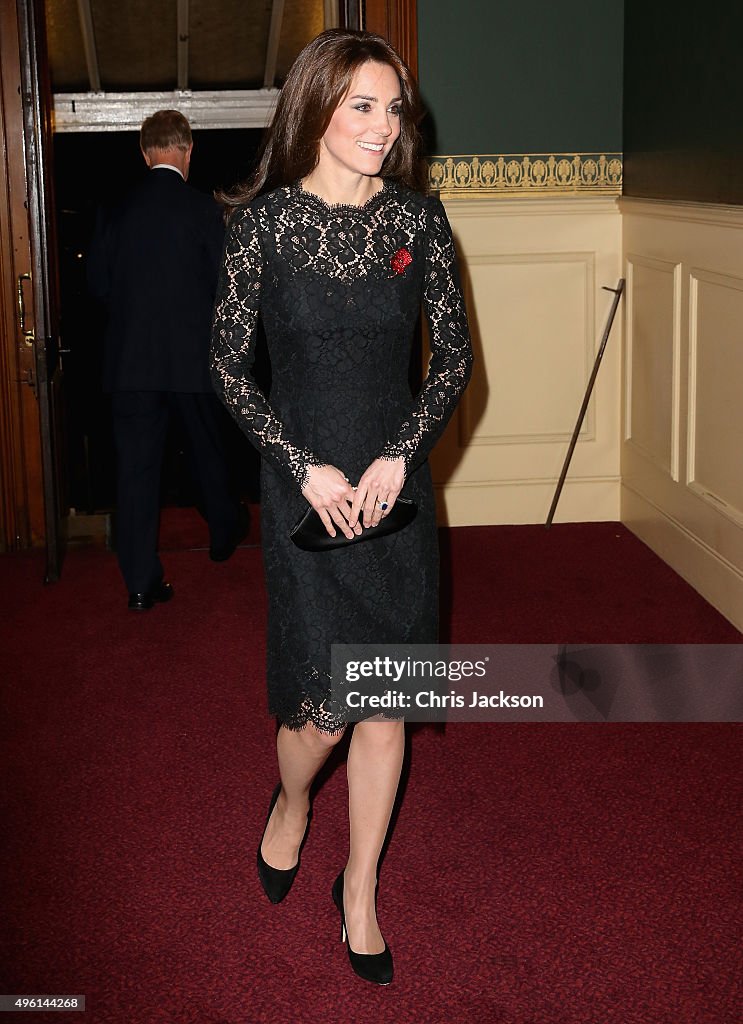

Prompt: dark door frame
xmin=364 ymin=0 xmax=418 ymax=73
xmin=17 ymin=0 xmax=66 ymax=581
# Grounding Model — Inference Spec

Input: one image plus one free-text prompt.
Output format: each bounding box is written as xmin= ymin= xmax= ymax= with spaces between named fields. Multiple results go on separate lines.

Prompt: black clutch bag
xmin=290 ymin=497 xmax=418 ymax=551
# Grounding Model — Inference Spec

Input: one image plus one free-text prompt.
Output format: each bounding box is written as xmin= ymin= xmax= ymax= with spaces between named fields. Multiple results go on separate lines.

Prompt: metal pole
xmin=545 ymin=279 xmax=625 ymax=528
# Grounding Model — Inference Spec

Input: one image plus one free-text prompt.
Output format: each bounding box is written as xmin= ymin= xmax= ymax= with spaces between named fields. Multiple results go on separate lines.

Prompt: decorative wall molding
xmin=620 ymin=197 xmax=743 ymax=228
xmin=428 ymin=153 xmax=623 ymax=198
xmin=443 ymin=197 xmax=621 ymax=218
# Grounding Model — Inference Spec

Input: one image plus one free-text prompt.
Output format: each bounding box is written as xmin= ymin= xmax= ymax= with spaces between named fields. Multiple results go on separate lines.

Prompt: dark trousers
xmin=112 ymin=390 xmax=239 ymax=593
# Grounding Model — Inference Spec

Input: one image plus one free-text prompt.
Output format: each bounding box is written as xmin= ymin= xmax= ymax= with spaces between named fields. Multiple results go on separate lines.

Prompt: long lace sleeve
xmin=210 ymin=205 xmax=322 ymax=490
xmin=379 ymin=196 xmax=473 ymax=476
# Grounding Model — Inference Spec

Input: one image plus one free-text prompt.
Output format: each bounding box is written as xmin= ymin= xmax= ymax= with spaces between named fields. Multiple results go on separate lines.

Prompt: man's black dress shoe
xmin=127 ymin=580 xmax=174 ymax=611
xmin=210 ymin=505 xmax=250 ymax=562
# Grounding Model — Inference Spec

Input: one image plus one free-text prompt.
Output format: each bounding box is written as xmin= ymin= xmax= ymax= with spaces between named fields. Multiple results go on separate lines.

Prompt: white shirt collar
xmin=151 ymin=163 xmax=184 ymax=179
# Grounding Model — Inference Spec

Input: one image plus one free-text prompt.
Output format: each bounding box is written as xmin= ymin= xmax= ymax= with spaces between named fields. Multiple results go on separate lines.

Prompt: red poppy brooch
xmin=391 ymin=247 xmax=412 ymax=275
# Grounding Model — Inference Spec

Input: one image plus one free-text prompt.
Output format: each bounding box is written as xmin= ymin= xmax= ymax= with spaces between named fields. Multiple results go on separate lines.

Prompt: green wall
xmin=417 ymin=1 xmax=624 ymax=155
xmin=623 ymin=3 xmax=743 ymax=204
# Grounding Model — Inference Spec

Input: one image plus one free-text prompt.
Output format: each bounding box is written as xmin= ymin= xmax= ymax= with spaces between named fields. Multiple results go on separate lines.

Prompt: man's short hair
xmin=140 ymin=110 xmax=192 ymax=153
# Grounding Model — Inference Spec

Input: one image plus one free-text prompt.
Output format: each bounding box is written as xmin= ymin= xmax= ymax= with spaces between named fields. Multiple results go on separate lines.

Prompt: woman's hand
xmin=302 ymin=464 xmax=361 ymax=539
xmin=349 ymin=457 xmax=406 ymax=529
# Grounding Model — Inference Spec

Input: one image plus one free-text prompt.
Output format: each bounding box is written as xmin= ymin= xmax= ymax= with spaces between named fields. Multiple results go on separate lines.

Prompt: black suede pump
xmin=331 ymin=871 xmax=393 ymax=985
xmin=257 ymin=784 xmax=311 ymax=904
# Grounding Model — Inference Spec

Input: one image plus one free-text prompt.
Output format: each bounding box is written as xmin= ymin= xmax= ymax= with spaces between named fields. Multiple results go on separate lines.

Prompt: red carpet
xmin=157 ymin=504 xmax=262 ymax=551
xmin=1 ymin=522 xmax=741 ymax=1023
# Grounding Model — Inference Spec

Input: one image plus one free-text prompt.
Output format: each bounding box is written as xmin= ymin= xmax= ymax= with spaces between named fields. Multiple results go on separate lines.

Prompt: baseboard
xmin=621 ymin=484 xmax=743 ymax=633
xmin=436 ymin=477 xmax=620 ymax=527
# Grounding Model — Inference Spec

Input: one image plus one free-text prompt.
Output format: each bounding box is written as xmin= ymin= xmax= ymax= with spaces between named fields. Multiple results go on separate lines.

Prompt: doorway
xmin=0 ymin=0 xmax=418 ymax=560
xmin=54 ymin=127 xmax=264 ymax=516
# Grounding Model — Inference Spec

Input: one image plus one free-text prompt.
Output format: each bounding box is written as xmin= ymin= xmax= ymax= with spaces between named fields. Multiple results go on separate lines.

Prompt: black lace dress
xmin=210 ymin=179 xmax=472 ymax=732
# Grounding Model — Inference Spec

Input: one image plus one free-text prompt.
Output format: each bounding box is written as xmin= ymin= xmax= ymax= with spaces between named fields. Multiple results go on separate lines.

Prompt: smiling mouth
xmin=357 ymin=141 xmax=385 ymax=153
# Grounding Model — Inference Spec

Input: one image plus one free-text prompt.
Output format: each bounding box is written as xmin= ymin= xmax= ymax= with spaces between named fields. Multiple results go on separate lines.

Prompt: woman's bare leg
xmin=343 ymin=719 xmax=405 ymax=953
xmin=260 ymin=721 xmax=345 ymax=869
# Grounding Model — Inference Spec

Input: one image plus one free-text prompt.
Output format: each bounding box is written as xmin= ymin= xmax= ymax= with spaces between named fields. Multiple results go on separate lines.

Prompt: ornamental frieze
xmin=427 ymin=153 xmax=623 ymax=197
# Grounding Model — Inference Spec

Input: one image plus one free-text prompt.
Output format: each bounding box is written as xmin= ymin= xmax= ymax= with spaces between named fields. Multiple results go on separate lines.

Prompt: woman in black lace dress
xmin=211 ymin=29 xmax=472 ymax=985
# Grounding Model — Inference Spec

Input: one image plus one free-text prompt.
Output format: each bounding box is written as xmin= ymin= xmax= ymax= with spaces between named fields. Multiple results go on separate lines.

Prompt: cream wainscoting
xmin=621 ymin=198 xmax=743 ymax=631
xmin=431 ymin=196 xmax=622 ymax=527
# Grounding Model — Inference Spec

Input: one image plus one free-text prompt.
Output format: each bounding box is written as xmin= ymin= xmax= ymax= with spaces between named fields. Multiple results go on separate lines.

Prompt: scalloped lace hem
xmin=273 ymin=695 xmax=346 ymax=735
xmin=271 ymin=688 xmax=404 ymax=735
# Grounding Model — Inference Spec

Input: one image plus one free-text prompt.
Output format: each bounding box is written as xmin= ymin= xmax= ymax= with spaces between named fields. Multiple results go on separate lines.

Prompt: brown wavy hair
xmin=219 ymin=29 xmax=427 ymax=207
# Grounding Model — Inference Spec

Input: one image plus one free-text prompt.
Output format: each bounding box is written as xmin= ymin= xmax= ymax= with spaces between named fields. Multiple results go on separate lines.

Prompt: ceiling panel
xmin=45 ymin=0 xmax=90 ymax=91
xmin=277 ymin=0 xmax=325 ymax=83
xmin=46 ymin=0 xmax=327 ymax=101
xmin=91 ymin=0 xmax=177 ymax=90
xmin=189 ymin=0 xmax=272 ymax=89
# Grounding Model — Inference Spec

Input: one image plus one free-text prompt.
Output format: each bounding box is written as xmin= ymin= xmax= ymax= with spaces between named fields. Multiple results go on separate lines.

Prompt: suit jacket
xmin=88 ymin=168 xmax=225 ymax=392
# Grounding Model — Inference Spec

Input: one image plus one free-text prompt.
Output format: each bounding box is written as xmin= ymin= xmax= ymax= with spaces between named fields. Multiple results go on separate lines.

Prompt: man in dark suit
xmin=89 ymin=109 xmax=244 ymax=610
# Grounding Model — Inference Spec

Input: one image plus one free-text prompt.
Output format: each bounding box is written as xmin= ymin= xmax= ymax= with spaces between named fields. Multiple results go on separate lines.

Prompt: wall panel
xmin=463 ymin=254 xmax=593 ymax=445
xmin=624 ymin=254 xmax=680 ymax=478
xmin=621 ymin=198 xmax=743 ymax=630
xmin=433 ymin=196 xmax=622 ymax=527
xmin=688 ymin=270 xmax=743 ymax=524
xmin=623 ymin=1 xmax=743 ymax=205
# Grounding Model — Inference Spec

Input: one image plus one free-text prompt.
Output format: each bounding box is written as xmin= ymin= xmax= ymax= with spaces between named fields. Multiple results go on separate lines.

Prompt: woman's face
xmin=319 ymin=61 xmax=402 ymax=178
